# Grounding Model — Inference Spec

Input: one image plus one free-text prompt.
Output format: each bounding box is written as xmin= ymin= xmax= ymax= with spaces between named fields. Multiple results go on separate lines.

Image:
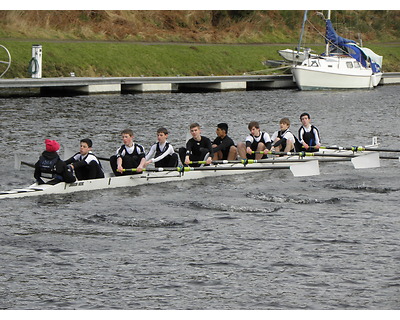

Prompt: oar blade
xmin=289 ymin=160 xmax=320 ymax=177
xmin=351 ymin=152 xmax=380 ymax=169
xmin=14 ymin=153 xmax=21 ymax=170
xmin=63 ymin=145 xmax=75 ymax=160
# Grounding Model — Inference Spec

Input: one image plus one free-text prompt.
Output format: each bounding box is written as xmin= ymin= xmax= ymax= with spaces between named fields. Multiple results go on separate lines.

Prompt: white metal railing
xmin=0 ymin=45 xmax=11 ymax=78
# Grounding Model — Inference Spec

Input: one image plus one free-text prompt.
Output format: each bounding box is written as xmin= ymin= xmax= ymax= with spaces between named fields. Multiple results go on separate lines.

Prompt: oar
xmin=14 ymin=154 xmax=35 ymax=170
xmin=64 ymin=144 xmax=111 ymax=161
xmin=379 ymin=155 xmax=400 ymax=161
xmin=14 ymin=152 xmax=113 ymax=170
xmin=63 ymin=145 xmax=75 ymax=160
xmin=122 ymin=160 xmax=320 ymax=177
xmin=349 ymin=152 xmax=380 ymax=169
xmin=189 ymin=158 xmax=313 ymax=165
xmin=269 ymin=151 xmax=380 ymax=169
xmin=300 ymin=146 xmax=399 ymax=161
xmin=15 ymin=146 xmax=75 ymax=170
xmin=251 ymin=150 xmax=379 ymax=169
xmin=320 ymin=145 xmax=400 ymax=153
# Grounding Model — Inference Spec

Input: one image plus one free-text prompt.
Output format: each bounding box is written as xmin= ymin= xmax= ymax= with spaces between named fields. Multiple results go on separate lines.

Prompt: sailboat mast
xmin=297 ymin=10 xmax=308 ymax=52
xmin=325 ymin=10 xmax=331 ymax=56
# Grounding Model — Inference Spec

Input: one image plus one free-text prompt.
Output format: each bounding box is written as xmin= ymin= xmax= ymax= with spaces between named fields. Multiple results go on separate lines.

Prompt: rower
xmin=65 ymin=138 xmax=104 ymax=180
xmin=145 ymin=127 xmax=178 ymax=168
xmin=212 ymin=123 xmax=237 ymax=161
xmin=270 ymin=118 xmax=296 ymax=153
xmin=110 ymin=129 xmax=146 ymax=175
xmin=178 ymin=123 xmax=213 ymax=167
xmin=237 ymin=121 xmax=272 ymax=160
xmin=34 ymin=139 xmax=76 ymax=185
xmin=297 ymin=112 xmax=321 ymax=152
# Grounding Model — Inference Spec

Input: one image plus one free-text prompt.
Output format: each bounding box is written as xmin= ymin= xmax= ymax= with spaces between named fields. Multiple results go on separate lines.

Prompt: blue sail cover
xmin=325 ymin=19 xmax=356 ymax=46
xmin=325 ymin=19 xmax=382 ymax=72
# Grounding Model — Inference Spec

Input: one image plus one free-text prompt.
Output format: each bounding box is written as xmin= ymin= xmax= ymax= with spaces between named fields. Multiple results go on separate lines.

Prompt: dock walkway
xmin=0 ymin=73 xmax=399 ymax=97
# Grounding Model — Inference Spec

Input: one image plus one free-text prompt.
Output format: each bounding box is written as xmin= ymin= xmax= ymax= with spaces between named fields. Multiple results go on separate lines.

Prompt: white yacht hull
xmin=292 ymin=57 xmax=383 ymax=90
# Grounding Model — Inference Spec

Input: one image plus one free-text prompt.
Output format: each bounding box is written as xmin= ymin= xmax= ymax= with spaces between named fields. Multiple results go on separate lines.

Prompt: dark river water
xmin=0 ymin=86 xmax=399 ymax=310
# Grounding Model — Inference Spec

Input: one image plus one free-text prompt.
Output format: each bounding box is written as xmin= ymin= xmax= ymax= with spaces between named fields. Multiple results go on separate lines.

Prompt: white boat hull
xmin=0 ymin=160 xmax=314 ymax=200
xmin=292 ymin=57 xmax=383 ymax=90
xmin=278 ymin=49 xmax=318 ymax=64
xmin=1 ymin=148 xmax=379 ymax=200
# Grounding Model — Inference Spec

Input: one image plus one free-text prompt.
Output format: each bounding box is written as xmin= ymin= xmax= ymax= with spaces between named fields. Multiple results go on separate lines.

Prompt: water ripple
xmin=188 ymin=201 xmax=281 ymax=214
xmin=247 ymin=192 xmax=341 ymax=204
xmin=325 ymin=183 xmax=398 ymax=193
xmin=81 ymin=213 xmax=186 ymax=228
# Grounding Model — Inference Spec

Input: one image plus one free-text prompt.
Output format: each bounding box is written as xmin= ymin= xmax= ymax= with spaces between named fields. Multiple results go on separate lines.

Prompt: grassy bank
xmin=1 ymin=40 xmax=399 ymax=79
xmin=1 ymin=11 xmax=399 ymax=44
xmin=1 ymin=11 xmax=399 ymax=78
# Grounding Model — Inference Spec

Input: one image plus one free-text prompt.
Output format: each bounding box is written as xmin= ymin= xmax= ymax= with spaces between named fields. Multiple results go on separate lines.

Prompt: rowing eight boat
xmin=1 ymin=144 xmax=383 ymax=200
xmin=1 ymin=159 xmax=320 ymax=200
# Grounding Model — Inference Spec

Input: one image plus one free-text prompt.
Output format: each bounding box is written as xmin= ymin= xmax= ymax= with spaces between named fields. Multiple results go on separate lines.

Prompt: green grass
xmin=1 ymin=40 xmax=399 ymax=79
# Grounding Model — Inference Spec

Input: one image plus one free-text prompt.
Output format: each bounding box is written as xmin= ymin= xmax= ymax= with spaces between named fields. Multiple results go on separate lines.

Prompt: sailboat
xmin=291 ymin=11 xmax=383 ymax=90
xmin=278 ymin=11 xmax=318 ymax=64
xmin=278 ymin=48 xmax=318 ymax=64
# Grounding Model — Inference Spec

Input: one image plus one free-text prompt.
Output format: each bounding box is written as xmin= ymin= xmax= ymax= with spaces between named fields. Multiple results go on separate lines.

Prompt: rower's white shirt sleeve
xmin=245 ymin=135 xmax=254 ymax=143
xmin=152 ymin=144 xmax=175 ymax=163
xmin=145 ymin=144 xmax=157 ymax=161
xmin=85 ymin=153 xmax=100 ymax=164
xmin=298 ymin=126 xmax=306 ymax=143
xmin=313 ymin=128 xmax=321 ymax=145
xmin=116 ymin=147 xmax=124 ymax=157
xmin=263 ymin=132 xmax=272 ymax=143
xmin=271 ymin=131 xmax=278 ymax=141
xmin=283 ymin=131 xmax=296 ymax=143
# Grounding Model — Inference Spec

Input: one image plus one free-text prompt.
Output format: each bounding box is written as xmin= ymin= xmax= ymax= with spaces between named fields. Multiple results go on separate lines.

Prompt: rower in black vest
xmin=271 ymin=118 xmax=296 ymax=153
xmin=145 ymin=127 xmax=178 ymax=168
xmin=65 ymin=138 xmax=104 ymax=180
xmin=110 ymin=129 xmax=146 ymax=175
xmin=298 ymin=112 xmax=321 ymax=152
xmin=237 ymin=121 xmax=272 ymax=160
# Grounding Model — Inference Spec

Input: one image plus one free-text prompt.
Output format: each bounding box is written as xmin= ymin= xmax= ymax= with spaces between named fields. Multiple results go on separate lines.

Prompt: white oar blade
xmin=14 ymin=153 xmax=21 ymax=170
xmin=63 ymin=145 xmax=75 ymax=160
xmin=185 ymin=130 xmax=192 ymax=143
xmin=351 ymin=152 xmax=380 ymax=169
xmin=290 ymin=160 xmax=320 ymax=177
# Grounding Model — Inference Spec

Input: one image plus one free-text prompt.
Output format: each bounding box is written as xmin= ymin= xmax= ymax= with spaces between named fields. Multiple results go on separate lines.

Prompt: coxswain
xmin=34 ymin=139 xmax=76 ymax=185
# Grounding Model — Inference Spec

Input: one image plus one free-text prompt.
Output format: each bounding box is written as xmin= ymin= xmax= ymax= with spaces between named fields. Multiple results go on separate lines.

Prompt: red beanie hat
xmin=45 ymin=139 xmax=60 ymax=152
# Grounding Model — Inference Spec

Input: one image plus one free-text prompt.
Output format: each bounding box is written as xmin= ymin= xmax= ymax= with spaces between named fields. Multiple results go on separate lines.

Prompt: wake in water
xmin=247 ymin=192 xmax=341 ymax=204
xmin=325 ymin=183 xmax=398 ymax=194
xmin=81 ymin=213 xmax=190 ymax=228
xmin=188 ymin=201 xmax=281 ymax=214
